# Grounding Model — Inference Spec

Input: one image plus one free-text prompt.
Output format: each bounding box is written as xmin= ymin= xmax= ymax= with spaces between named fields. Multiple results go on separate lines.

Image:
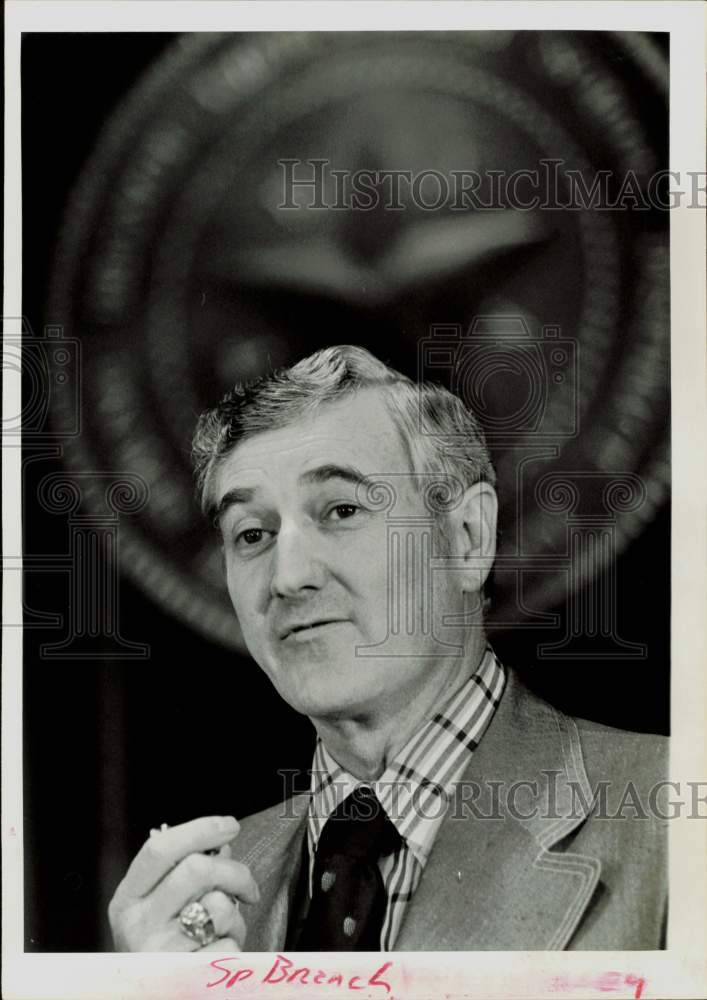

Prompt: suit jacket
xmin=230 ymin=669 xmax=668 ymax=950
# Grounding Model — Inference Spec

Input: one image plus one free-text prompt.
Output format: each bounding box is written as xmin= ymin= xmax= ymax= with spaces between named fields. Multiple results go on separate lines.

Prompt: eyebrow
xmin=300 ymin=463 xmax=368 ymax=488
xmin=213 ymin=463 xmax=368 ymax=522
xmin=213 ymin=485 xmax=257 ymax=522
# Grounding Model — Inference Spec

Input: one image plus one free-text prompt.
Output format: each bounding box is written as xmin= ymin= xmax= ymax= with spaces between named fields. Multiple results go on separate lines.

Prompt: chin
xmin=271 ymin=659 xmax=378 ymax=720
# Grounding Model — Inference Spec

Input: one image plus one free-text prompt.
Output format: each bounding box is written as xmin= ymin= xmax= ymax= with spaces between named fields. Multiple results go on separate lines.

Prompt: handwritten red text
xmin=208 ymin=954 xmax=394 ymax=994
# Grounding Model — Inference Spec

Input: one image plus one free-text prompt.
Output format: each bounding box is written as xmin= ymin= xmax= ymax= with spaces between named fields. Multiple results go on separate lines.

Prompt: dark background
xmin=21 ymin=33 xmax=670 ymax=951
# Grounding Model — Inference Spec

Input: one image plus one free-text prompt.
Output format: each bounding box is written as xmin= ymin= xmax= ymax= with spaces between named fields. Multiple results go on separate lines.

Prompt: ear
xmin=449 ymin=481 xmax=498 ymax=592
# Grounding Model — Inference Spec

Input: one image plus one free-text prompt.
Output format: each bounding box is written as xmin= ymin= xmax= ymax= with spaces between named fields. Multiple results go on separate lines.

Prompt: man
xmin=108 ymin=345 xmax=667 ymax=952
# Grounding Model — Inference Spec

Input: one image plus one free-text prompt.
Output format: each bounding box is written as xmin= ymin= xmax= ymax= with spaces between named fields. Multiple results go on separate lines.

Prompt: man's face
xmin=213 ymin=390 xmax=478 ymax=721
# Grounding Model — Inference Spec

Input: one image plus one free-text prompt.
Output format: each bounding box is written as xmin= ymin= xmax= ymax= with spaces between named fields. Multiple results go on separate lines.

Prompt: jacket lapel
xmin=395 ymin=670 xmax=602 ymax=950
xmin=236 ymin=795 xmax=309 ymax=951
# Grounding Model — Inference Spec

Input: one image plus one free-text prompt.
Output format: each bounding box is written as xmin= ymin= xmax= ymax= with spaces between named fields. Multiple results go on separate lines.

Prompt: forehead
xmin=212 ymin=390 xmax=412 ymax=500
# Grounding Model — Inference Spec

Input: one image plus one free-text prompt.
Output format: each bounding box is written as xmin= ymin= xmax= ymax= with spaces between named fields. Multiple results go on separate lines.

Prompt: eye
xmin=235 ymin=526 xmax=268 ymax=547
xmin=328 ymin=503 xmax=359 ymax=521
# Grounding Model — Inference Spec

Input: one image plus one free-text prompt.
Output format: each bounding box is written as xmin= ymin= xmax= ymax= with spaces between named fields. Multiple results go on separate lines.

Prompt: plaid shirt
xmin=306 ymin=647 xmax=506 ymax=950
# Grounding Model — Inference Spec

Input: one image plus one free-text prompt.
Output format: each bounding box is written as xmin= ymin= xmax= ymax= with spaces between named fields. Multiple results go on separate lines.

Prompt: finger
xmin=199 ymin=891 xmax=236 ymax=938
xmin=197 ymin=894 xmax=247 ymax=949
xmin=142 ymin=900 xmax=243 ymax=953
xmin=224 ymin=903 xmax=247 ymax=949
xmin=117 ymin=816 xmax=239 ymax=899
xmin=199 ymin=937 xmax=242 ymax=952
xmin=132 ymin=922 xmax=203 ymax=953
xmin=149 ymin=854 xmax=260 ymax=922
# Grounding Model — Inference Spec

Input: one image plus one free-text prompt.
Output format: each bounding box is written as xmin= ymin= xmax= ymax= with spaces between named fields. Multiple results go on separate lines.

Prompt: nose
xmin=269 ymin=520 xmax=325 ymax=599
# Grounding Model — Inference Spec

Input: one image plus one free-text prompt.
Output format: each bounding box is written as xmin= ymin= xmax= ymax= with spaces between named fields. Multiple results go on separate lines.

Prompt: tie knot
xmin=318 ymin=786 xmax=399 ymax=862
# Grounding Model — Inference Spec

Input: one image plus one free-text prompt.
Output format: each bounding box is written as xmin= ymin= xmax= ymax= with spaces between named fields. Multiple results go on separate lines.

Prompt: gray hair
xmin=192 ymin=345 xmax=496 ymax=522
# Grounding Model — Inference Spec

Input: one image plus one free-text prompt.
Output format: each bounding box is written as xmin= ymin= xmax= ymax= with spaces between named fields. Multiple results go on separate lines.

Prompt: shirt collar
xmin=308 ymin=647 xmax=506 ymax=865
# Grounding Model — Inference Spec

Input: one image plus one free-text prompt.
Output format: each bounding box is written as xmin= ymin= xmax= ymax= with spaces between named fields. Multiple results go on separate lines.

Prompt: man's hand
xmin=108 ymin=816 xmax=260 ymax=951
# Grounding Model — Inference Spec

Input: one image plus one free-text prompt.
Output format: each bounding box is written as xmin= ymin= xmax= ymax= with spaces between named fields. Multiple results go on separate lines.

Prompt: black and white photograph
xmin=3 ymin=3 xmax=706 ymax=999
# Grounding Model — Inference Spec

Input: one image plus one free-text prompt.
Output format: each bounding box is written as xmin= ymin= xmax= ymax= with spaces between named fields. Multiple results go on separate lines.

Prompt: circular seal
xmin=48 ymin=31 xmax=669 ymax=649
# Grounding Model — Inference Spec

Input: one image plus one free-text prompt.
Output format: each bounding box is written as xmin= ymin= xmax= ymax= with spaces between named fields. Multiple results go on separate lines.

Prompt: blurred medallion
xmin=49 ymin=31 xmax=669 ymax=650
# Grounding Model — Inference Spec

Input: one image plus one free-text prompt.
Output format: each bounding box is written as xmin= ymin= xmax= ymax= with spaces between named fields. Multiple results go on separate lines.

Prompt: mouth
xmin=280 ymin=619 xmax=347 ymax=640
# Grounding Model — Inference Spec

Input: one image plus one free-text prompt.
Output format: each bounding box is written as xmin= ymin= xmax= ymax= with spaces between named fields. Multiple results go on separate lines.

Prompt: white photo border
xmin=3 ymin=2 xmax=706 ymax=999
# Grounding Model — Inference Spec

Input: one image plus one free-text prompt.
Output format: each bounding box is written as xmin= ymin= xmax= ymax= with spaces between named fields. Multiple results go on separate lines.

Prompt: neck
xmin=311 ymin=638 xmax=487 ymax=781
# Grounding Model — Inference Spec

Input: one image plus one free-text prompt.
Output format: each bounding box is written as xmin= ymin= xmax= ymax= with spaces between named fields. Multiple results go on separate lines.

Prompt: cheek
xmin=354 ymin=563 xmax=390 ymax=622
xmin=224 ymin=562 xmax=239 ymax=608
xmin=225 ymin=562 xmax=258 ymax=621
xmin=227 ymin=584 xmax=269 ymax=663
